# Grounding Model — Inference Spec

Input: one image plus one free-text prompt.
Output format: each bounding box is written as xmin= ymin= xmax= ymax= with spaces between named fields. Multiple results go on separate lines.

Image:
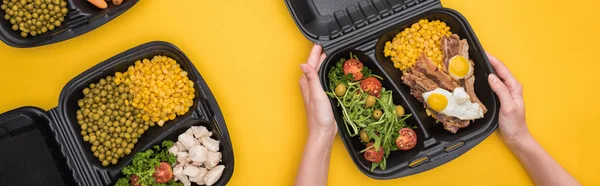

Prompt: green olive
xmin=102 ymin=160 xmax=109 ymax=166
xmin=334 ymin=84 xmax=347 ymax=97
xmin=372 ymin=109 xmax=383 ymax=120
xmin=359 ymin=129 xmax=370 ymax=143
xmin=396 ymin=105 xmax=405 ymax=117
xmin=365 ymin=95 xmax=376 ymax=108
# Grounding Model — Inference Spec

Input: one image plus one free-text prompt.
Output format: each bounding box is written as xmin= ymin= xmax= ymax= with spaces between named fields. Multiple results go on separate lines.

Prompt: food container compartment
xmin=0 ymin=0 xmax=139 ymax=47
xmin=0 ymin=41 xmax=234 ymax=185
xmin=374 ymin=9 xmax=499 ymax=143
xmin=288 ymin=0 xmax=499 ymax=179
xmin=320 ymin=49 xmax=426 ymax=178
xmin=108 ymin=119 xmax=234 ymax=186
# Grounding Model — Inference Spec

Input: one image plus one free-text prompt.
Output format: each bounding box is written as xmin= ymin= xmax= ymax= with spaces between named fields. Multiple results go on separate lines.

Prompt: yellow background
xmin=0 ymin=0 xmax=598 ymax=185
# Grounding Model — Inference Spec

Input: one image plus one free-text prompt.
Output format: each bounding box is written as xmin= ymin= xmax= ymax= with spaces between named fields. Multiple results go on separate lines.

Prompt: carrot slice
xmin=88 ymin=0 xmax=108 ymax=9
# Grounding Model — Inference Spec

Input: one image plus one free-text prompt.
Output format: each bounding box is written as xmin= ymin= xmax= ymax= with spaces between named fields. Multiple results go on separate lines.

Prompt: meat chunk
xmin=402 ymin=54 xmax=481 ymax=134
xmin=173 ymin=164 xmax=191 ymax=186
xmin=204 ymin=165 xmax=225 ymax=186
xmin=178 ymin=132 xmax=198 ymax=149
xmin=183 ymin=164 xmax=203 ymax=177
xmin=201 ymin=137 xmax=220 ymax=152
xmin=204 ymin=151 xmax=222 ymax=169
xmin=177 ymin=151 xmax=190 ymax=165
xmin=188 ymin=167 xmax=208 ymax=185
xmin=190 ymin=126 xmax=212 ymax=138
xmin=462 ymin=75 xmax=488 ymax=113
xmin=413 ymin=54 xmax=460 ymax=91
xmin=188 ymin=144 xmax=208 ymax=164
xmin=175 ymin=141 xmax=186 ymax=151
xmin=168 ymin=145 xmax=180 ymax=155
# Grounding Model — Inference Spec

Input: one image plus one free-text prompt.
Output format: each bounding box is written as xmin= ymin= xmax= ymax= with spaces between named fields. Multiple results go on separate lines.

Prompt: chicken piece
xmin=173 ymin=164 xmax=191 ymax=186
xmin=200 ymin=137 xmax=220 ymax=152
xmin=168 ymin=145 xmax=180 ymax=155
xmin=204 ymin=165 xmax=225 ymax=186
xmin=188 ymin=144 xmax=208 ymax=164
xmin=177 ymin=151 xmax=190 ymax=165
xmin=188 ymin=167 xmax=208 ymax=185
xmin=204 ymin=151 xmax=222 ymax=169
xmin=183 ymin=164 xmax=202 ymax=177
xmin=175 ymin=141 xmax=186 ymax=151
xmin=178 ymin=132 xmax=198 ymax=149
xmin=191 ymin=126 xmax=212 ymax=139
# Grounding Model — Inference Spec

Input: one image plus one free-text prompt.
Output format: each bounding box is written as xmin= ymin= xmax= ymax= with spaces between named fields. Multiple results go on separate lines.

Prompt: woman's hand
xmin=295 ymin=44 xmax=337 ymax=186
xmin=299 ymin=44 xmax=337 ymax=137
xmin=486 ymin=52 xmax=530 ymax=144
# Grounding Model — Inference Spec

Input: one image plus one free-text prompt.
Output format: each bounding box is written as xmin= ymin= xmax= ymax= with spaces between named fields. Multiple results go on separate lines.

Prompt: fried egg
xmin=422 ymin=88 xmax=483 ymax=120
xmin=447 ymin=55 xmax=473 ymax=80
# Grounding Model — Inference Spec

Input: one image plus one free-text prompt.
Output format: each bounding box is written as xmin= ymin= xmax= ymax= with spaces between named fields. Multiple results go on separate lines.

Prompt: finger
xmin=315 ymin=53 xmax=326 ymax=73
xmin=301 ymin=64 xmax=328 ymax=102
xmin=307 ymin=44 xmax=323 ymax=69
xmin=488 ymin=74 xmax=516 ymax=109
xmin=299 ymin=74 xmax=310 ymax=107
xmin=486 ymin=52 xmax=524 ymax=105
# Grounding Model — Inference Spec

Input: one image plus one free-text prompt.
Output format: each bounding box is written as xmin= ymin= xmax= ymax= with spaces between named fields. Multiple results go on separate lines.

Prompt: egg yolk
xmin=448 ymin=55 xmax=470 ymax=78
xmin=426 ymin=93 xmax=448 ymax=112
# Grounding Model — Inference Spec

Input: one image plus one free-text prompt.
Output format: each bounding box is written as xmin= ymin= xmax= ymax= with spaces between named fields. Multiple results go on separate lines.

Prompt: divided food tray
xmin=286 ymin=0 xmax=499 ymax=179
xmin=0 ymin=41 xmax=234 ymax=185
xmin=0 ymin=0 xmax=139 ymax=47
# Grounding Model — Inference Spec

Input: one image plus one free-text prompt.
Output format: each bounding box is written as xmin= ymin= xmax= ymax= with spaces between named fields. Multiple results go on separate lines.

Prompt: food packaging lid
xmin=0 ymin=0 xmax=139 ymax=48
xmin=284 ymin=0 xmax=441 ymax=52
xmin=0 ymin=107 xmax=74 ymax=185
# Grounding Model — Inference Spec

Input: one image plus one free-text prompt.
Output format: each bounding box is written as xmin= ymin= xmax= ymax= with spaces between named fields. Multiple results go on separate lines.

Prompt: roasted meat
xmin=441 ymin=34 xmax=487 ymax=113
xmin=402 ymin=55 xmax=471 ymax=133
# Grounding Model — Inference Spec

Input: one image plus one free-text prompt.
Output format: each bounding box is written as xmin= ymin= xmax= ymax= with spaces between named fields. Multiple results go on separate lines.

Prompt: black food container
xmin=285 ymin=0 xmax=500 ymax=179
xmin=0 ymin=0 xmax=139 ymax=47
xmin=0 ymin=41 xmax=234 ymax=186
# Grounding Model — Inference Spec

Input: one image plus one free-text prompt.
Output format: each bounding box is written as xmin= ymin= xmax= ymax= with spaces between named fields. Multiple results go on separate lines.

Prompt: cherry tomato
xmin=396 ymin=128 xmax=417 ymax=150
xmin=153 ymin=162 xmax=173 ymax=183
xmin=360 ymin=77 xmax=382 ymax=97
xmin=130 ymin=174 xmax=141 ymax=186
xmin=364 ymin=142 xmax=384 ymax=163
xmin=343 ymin=59 xmax=364 ymax=81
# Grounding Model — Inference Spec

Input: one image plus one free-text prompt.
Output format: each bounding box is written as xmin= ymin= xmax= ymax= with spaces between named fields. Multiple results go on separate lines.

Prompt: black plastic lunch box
xmin=0 ymin=41 xmax=234 ymax=185
xmin=0 ymin=0 xmax=139 ymax=47
xmin=285 ymin=0 xmax=500 ymax=179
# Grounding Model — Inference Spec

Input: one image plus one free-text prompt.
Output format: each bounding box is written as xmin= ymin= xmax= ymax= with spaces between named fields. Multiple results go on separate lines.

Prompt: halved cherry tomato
xmin=130 ymin=174 xmax=141 ymax=186
xmin=396 ymin=128 xmax=417 ymax=150
xmin=360 ymin=77 xmax=382 ymax=97
xmin=364 ymin=142 xmax=384 ymax=163
xmin=153 ymin=162 xmax=173 ymax=183
xmin=343 ymin=59 xmax=364 ymax=81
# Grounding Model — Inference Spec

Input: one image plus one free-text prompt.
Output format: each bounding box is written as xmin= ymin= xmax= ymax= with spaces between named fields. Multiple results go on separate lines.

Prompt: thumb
xmin=300 ymin=64 xmax=326 ymax=99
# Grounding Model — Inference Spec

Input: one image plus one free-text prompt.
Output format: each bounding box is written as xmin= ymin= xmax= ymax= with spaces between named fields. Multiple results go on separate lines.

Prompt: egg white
xmin=422 ymin=88 xmax=483 ymax=120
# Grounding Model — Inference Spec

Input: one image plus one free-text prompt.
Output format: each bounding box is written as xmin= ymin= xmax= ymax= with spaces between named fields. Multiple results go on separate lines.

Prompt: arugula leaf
xmin=325 ymin=53 xmax=417 ymax=172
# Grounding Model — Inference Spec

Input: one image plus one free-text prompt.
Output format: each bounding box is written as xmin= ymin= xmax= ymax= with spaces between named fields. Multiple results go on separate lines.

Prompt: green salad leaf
xmin=326 ymin=54 xmax=414 ymax=171
xmin=116 ymin=140 xmax=181 ymax=186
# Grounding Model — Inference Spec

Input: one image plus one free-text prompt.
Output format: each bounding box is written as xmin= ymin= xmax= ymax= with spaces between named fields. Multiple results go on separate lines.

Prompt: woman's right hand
xmin=486 ymin=52 xmax=530 ymax=145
